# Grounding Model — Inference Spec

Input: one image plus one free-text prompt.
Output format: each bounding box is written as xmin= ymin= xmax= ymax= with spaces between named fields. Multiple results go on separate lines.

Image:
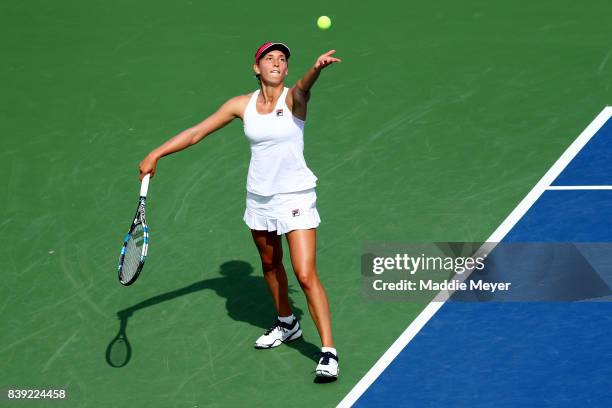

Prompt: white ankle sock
xmin=278 ymin=314 xmax=295 ymax=324
xmin=321 ymin=347 xmax=337 ymax=356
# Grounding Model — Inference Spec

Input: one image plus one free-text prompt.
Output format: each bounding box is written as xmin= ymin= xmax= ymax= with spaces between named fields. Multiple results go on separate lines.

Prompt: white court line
xmin=337 ymin=106 xmax=612 ymax=408
xmin=547 ymin=185 xmax=612 ymax=190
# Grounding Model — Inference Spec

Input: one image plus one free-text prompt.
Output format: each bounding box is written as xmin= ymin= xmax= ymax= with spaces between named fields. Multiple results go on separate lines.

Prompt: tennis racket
xmin=117 ymin=174 xmax=150 ymax=286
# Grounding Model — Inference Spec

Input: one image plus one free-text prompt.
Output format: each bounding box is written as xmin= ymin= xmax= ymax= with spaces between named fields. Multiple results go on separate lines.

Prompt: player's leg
xmin=285 ymin=228 xmax=333 ymax=345
xmin=251 ymin=229 xmax=302 ymax=348
xmin=285 ymin=228 xmax=338 ymax=377
xmin=251 ymin=229 xmax=291 ymax=316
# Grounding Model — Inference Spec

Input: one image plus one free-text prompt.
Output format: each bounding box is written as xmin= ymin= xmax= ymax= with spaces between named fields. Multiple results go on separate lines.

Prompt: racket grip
xmin=140 ymin=174 xmax=151 ymax=197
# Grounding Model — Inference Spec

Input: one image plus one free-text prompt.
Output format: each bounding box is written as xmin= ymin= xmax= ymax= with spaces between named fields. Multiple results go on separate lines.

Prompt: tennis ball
xmin=317 ymin=16 xmax=331 ymax=30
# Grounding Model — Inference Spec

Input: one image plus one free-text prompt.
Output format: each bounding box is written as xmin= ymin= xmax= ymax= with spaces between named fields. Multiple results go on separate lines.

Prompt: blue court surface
xmin=341 ymin=108 xmax=612 ymax=407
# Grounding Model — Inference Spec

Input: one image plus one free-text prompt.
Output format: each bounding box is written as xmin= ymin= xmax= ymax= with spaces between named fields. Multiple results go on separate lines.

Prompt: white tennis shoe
xmin=254 ymin=317 xmax=302 ymax=349
xmin=315 ymin=349 xmax=339 ymax=378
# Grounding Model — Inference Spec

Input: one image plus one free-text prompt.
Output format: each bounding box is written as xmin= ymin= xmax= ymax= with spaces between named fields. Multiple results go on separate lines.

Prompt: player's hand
xmin=314 ymin=50 xmax=342 ymax=71
xmin=139 ymin=154 xmax=158 ymax=180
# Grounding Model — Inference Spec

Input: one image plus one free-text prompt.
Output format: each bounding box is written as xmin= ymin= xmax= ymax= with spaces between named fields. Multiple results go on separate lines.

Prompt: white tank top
xmin=243 ymin=87 xmax=317 ymax=196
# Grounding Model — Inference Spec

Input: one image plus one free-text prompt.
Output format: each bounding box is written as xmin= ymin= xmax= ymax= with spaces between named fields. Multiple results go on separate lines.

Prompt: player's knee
xmin=261 ymin=257 xmax=283 ymax=273
xmin=295 ymin=268 xmax=317 ymax=290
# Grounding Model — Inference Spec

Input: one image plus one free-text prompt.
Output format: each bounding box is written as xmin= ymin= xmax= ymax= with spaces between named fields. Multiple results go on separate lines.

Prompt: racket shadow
xmin=105 ymin=260 xmax=320 ymax=366
xmin=105 ymin=313 xmax=132 ymax=368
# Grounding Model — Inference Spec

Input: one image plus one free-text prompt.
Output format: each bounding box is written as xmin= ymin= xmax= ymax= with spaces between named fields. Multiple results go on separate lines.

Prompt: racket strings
xmin=120 ymin=224 xmax=145 ymax=283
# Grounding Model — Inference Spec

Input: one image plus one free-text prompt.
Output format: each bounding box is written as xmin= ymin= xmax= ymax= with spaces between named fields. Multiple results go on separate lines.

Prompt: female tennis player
xmin=139 ymin=42 xmax=341 ymax=379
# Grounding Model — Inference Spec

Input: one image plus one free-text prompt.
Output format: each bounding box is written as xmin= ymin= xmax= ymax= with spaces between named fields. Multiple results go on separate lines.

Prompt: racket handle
xmin=140 ymin=174 xmax=151 ymax=197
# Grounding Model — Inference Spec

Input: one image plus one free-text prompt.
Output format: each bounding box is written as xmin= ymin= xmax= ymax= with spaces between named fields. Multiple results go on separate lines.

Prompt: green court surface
xmin=1 ymin=0 xmax=611 ymax=407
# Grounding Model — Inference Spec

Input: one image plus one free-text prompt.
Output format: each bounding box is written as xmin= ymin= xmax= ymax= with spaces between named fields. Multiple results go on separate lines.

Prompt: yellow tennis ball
xmin=317 ymin=16 xmax=331 ymax=30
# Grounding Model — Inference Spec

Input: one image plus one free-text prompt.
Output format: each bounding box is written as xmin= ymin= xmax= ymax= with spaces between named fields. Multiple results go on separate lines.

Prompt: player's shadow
xmin=105 ymin=260 xmax=321 ymax=367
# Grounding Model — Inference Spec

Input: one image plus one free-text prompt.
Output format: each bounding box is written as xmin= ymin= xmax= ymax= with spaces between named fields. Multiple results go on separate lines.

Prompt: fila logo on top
xmin=292 ymin=209 xmax=300 ymax=217
xmin=276 ymin=109 xmax=284 ymax=117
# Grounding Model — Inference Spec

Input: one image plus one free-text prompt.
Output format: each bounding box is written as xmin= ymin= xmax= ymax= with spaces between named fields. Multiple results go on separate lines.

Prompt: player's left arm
xmin=290 ymin=50 xmax=341 ymax=120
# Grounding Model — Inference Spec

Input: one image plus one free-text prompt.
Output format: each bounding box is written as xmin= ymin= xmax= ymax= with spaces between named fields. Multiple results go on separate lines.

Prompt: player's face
xmin=254 ymin=50 xmax=288 ymax=84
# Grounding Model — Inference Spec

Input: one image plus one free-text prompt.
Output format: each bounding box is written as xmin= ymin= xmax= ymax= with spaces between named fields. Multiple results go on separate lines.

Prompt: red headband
xmin=254 ymin=42 xmax=291 ymax=63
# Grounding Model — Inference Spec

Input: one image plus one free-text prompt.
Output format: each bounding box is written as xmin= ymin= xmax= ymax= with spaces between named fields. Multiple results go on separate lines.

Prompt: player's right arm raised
xmin=139 ymin=96 xmax=245 ymax=180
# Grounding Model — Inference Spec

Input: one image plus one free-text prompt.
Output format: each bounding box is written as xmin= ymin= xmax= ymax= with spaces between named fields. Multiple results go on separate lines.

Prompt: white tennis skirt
xmin=243 ymin=188 xmax=321 ymax=235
